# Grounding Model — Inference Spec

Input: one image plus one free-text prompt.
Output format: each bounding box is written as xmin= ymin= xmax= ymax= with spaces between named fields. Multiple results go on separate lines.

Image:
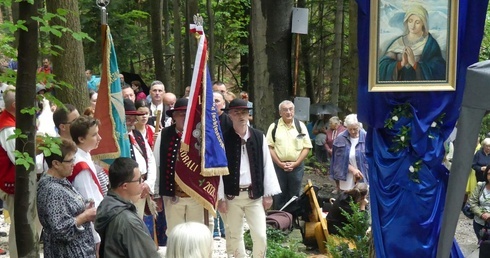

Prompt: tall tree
xmin=330 ymin=0 xmax=344 ymax=106
xmin=184 ymin=0 xmax=198 ymax=88
xmin=151 ymin=0 xmax=165 ymax=82
xmin=347 ymin=0 xmax=358 ymax=112
xmin=206 ymin=0 xmax=215 ymax=78
xmin=299 ymin=0 xmax=314 ymax=102
xmin=251 ymin=0 xmax=293 ymax=131
xmin=162 ymin=0 xmax=171 ymax=89
xmin=15 ymin=0 xmax=40 ymax=256
xmin=46 ymin=0 xmax=88 ymax=112
xmin=172 ymin=0 xmax=182 ymax=92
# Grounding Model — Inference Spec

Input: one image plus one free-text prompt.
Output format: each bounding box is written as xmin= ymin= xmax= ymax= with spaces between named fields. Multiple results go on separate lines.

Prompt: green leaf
xmin=20 ymin=107 xmax=38 ymax=115
xmin=56 ymin=8 xmax=69 ymax=16
xmin=43 ymin=148 xmax=52 ymax=157
xmin=16 ymin=20 xmax=28 ymax=31
xmin=50 ymin=145 xmax=61 ymax=156
xmin=7 ymin=129 xmax=25 ymax=141
xmin=14 ymin=151 xmax=35 ymax=171
xmin=49 ymin=28 xmax=62 ymax=37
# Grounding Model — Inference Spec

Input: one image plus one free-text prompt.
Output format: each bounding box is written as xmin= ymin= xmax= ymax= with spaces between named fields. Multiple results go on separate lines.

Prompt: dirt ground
xmin=300 ymin=162 xmax=478 ymax=257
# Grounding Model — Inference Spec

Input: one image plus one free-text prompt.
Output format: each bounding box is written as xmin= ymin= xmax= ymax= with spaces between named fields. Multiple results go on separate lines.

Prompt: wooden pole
xmin=293 ymin=33 xmax=300 ymax=97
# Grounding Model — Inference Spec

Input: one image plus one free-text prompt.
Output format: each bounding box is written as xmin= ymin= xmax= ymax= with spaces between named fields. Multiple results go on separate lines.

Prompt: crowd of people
xmin=0 ymin=58 xmax=381 ymax=257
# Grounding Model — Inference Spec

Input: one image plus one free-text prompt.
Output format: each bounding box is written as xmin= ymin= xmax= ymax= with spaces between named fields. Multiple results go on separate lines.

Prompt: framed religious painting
xmin=368 ymin=0 xmax=458 ymax=92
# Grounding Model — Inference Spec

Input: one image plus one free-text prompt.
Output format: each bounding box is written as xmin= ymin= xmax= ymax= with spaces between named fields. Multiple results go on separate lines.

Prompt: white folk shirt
xmin=129 ymin=131 xmax=156 ymax=194
xmin=0 ymin=125 xmax=15 ymax=164
xmin=150 ymin=102 xmax=163 ymax=117
xmin=72 ymin=147 xmax=103 ymax=243
xmin=218 ymin=128 xmax=282 ymax=200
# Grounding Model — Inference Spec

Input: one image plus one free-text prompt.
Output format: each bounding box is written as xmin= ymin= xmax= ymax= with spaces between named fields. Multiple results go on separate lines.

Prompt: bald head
xmin=163 ymin=92 xmax=177 ymax=108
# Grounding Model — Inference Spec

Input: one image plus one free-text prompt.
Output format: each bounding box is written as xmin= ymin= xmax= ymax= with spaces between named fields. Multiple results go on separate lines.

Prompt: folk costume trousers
xmin=162 ymin=196 xmax=213 ymax=235
xmin=221 ymin=191 xmax=267 ymax=258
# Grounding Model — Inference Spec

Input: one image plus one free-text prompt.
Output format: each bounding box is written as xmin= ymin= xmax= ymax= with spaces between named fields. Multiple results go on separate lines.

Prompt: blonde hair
xmin=3 ymin=85 xmax=15 ymax=109
xmin=166 ymin=222 xmax=213 ymax=258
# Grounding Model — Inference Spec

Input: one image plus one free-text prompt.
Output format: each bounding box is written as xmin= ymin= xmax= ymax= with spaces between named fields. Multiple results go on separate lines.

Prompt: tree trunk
xmin=151 ymin=0 xmax=165 ymax=82
xmin=45 ymin=0 xmax=88 ymax=113
xmin=251 ymin=0 xmax=293 ymax=132
xmin=172 ymin=0 xmax=182 ymax=92
xmin=298 ymin=0 xmax=314 ymax=102
xmin=162 ymin=0 xmax=171 ymax=92
xmin=240 ymin=3 xmax=251 ymax=90
xmin=348 ymin=0 xmax=358 ymax=112
xmin=15 ymin=0 xmax=40 ymax=257
xmin=206 ymin=0 xmax=215 ymax=80
xmin=184 ymin=0 xmax=198 ymax=88
xmin=330 ymin=0 xmax=343 ymax=106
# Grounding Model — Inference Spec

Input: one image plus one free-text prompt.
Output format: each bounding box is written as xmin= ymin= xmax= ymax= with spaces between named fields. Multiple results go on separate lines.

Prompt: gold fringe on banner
xmin=175 ymin=174 xmax=217 ymax=217
xmin=201 ymin=167 xmax=229 ymax=177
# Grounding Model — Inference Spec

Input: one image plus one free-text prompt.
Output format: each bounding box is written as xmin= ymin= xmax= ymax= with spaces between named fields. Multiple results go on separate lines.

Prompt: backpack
xmin=271 ymin=118 xmax=302 ymax=142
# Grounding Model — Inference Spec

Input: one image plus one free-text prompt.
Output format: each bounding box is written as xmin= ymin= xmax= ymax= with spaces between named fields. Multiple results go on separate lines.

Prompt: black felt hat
xmin=124 ymin=98 xmax=145 ymax=116
xmin=222 ymin=98 xmax=252 ymax=111
xmin=166 ymin=98 xmax=188 ymax=117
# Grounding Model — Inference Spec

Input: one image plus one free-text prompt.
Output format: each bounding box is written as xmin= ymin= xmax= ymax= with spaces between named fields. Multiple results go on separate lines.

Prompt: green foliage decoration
xmin=0 ymin=2 xmax=91 ymax=171
xmin=244 ymin=227 xmax=306 ymax=258
xmin=325 ymin=201 xmax=370 ymax=258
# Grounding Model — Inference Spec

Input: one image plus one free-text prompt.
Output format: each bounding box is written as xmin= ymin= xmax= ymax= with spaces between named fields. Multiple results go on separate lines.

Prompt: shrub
xmin=244 ymin=226 xmax=307 ymax=258
xmin=325 ymin=201 xmax=370 ymax=258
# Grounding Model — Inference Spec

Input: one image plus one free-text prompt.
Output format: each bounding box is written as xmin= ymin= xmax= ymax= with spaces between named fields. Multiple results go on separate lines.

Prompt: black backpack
xmin=271 ymin=118 xmax=302 ymax=142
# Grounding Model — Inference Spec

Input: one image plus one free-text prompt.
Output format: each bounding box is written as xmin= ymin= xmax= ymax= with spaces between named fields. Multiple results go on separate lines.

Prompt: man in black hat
xmin=153 ymin=98 xmax=214 ymax=234
xmin=123 ymin=98 xmax=157 ymax=220
xmin=217 ymin=99 xmax=281 ymax=257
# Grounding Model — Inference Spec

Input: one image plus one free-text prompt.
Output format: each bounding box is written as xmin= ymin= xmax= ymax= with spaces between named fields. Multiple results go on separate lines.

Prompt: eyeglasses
xmin=126 ymin=176 xmax=142 ymax=184
xmin=281 ymin=107 xmax=294 ymax=112
xmin=62 ymin=158 xmax=75 ymax=164
xmin=63 ymin=120 xmax=75 ymax=125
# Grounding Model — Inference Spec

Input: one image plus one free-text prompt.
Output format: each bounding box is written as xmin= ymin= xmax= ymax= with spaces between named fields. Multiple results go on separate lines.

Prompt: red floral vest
xmin=0 ymin=111 xmax=16 ymax=194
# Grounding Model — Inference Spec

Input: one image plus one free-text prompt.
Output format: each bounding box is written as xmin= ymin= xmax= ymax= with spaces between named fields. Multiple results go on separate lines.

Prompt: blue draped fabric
xmin=356 ymin=1 xmax=488 ymax=257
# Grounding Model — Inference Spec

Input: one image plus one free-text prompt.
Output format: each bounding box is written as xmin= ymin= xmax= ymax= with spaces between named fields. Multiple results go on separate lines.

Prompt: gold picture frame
xmin=368 ymin=0 xmax=458 ymax=92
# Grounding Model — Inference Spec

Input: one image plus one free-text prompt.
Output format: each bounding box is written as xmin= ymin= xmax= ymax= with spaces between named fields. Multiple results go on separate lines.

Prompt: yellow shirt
xmin=266 ymin=118 xmax=312 ymax=161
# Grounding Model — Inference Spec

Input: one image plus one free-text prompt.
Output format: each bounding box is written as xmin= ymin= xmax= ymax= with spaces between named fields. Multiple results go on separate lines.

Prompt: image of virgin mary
xmin=378 ymin=5 xmax=446 ymax=82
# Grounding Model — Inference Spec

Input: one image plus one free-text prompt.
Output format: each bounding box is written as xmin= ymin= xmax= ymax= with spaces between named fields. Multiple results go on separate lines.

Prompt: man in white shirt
xmin=146 ymin=81 xmax=166 ymax=128
xmin=218 ymin=99 xmax=281 ymax=257
xmin=148 ymin=80 xmax=165 ymax=115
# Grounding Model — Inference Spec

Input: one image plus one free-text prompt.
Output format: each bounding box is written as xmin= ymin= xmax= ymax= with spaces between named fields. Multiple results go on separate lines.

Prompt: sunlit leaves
xmin=37 ymin=135 xmax=62 ymax=157
xmin=14 ymin=151 xmax=35 ymax=171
